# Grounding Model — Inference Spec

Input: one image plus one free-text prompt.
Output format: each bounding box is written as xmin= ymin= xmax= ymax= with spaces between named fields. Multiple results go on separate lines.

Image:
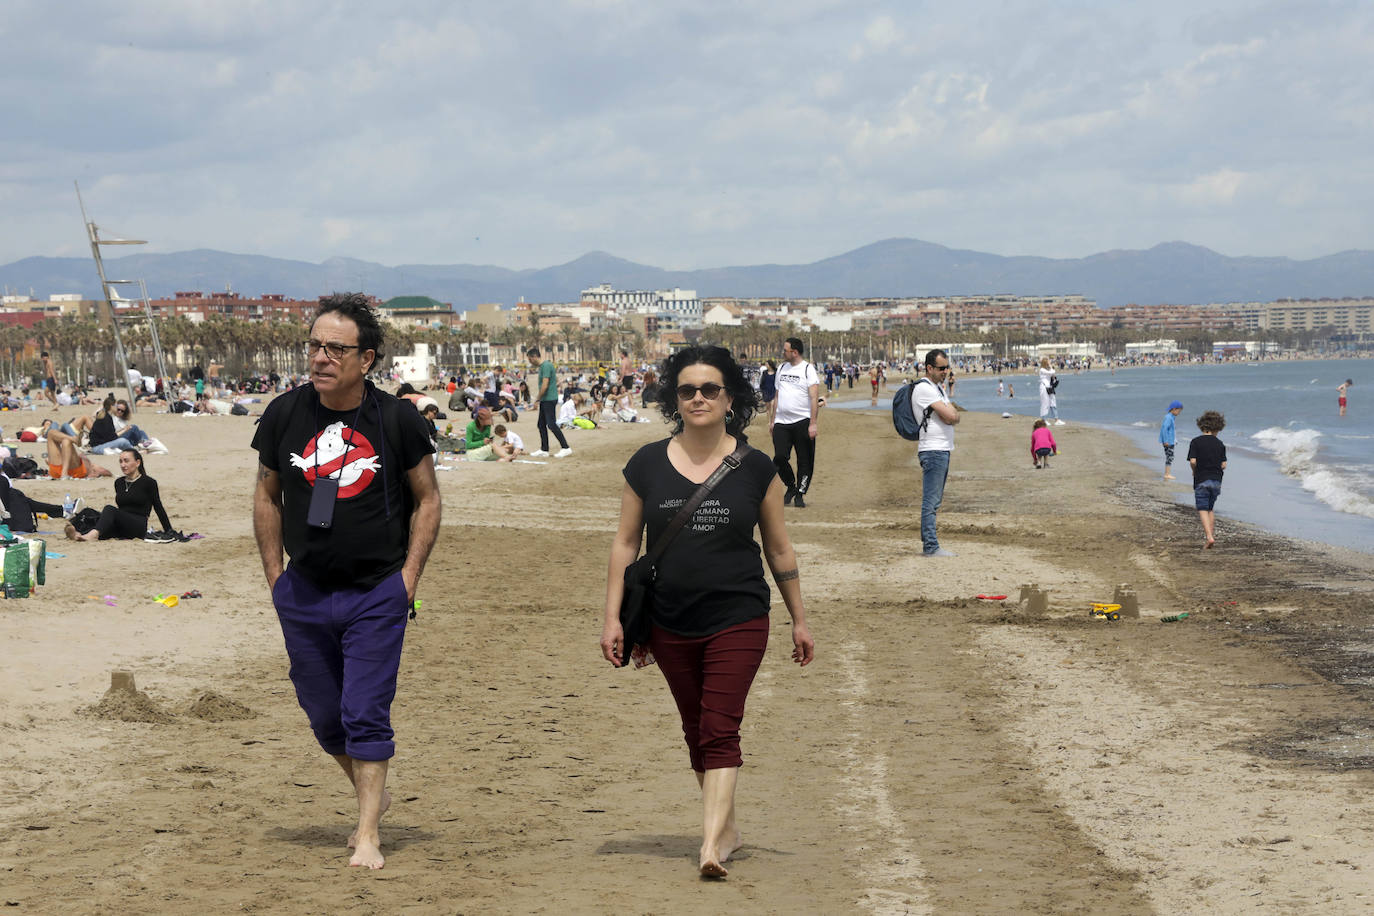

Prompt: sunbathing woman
xmin=65 ymin=448 xmax=171 ymax=541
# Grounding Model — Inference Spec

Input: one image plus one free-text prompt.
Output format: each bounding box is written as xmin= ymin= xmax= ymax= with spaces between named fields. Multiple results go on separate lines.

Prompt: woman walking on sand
xmin=601 ymin=345 xmax=815 ymax=879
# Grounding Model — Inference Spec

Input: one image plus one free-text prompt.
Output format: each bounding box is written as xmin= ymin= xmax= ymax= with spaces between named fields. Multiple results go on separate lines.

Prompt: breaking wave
xmin=1251 ymin=427 xmax=1374 ymax=520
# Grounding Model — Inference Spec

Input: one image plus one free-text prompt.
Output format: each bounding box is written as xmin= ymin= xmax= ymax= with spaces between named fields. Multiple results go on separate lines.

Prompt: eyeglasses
xmin=305 ymin=339 xmax=361 ymax=360
xmin=676 ymin=383 xmax=725 ymax=401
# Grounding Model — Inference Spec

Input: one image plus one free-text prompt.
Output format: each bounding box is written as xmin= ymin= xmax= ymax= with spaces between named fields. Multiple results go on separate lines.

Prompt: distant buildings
xmin=581 ymin=283 xmax=702 ymax=328
xmin=2 ymin=283 xmax=1369 ymax=355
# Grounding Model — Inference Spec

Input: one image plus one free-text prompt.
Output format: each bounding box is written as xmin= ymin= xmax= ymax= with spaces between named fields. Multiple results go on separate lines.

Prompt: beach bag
xmin=18 ymin=430 xmax=37 ymax=443
xmin=2 ymin=456 xmax=39 ymax=479
xmin=69 ymin=507 xmax=101 ymax=535
xmin=231 ymin=402 xmax=249 ymax=416
xmin=2 ymin=539 xmax=46 ymax=598
xmin=572 ymin=416 xmax=596 ymax=429
xmin=892 ymin=379 xmax=935 ymax=441
xmin=1048 ymin=375 xmax=1060 ymax=393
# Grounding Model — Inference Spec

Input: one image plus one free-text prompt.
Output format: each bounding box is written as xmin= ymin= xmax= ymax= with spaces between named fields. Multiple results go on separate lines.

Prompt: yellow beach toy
xmin=1090 ymin=602 xmax=1122 ymax=621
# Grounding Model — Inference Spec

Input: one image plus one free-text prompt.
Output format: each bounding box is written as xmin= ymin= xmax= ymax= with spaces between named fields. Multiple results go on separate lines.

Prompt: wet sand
xmin=2 ymin=390 xmax=1373 ymax=914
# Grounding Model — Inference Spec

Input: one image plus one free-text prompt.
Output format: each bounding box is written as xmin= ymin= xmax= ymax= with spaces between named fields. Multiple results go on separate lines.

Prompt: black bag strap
xmin=643 ymin=441 xmax=750 ymax=566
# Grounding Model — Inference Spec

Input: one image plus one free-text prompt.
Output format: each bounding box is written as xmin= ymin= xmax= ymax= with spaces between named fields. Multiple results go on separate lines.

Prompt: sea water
xmin=847 ymin=358 xmax=1374 ymax=552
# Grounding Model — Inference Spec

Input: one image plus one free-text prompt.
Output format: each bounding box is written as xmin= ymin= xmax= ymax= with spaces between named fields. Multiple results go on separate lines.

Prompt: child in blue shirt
xmin=1160 ymin=400 xmax=1183 ymax=480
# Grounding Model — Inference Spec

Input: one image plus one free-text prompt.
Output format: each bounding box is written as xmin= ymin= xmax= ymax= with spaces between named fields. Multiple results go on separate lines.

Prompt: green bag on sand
xmin=3 ymin=540 xmax=43 ymax=597
xmin=572 ymin=416 xmax=596 ymax=429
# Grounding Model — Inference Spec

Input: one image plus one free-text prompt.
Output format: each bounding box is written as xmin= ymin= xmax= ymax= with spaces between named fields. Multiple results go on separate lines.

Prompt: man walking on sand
xmin=769 ymin=337 xmax=820 ymax=508
xmin=40 ymin=351 xmax=59 ymax=408
xmin=913 ymin=349 xmax=959 ymax=557
xmin=526 ymin=346 xmax=572 ymax=458
xmin=252 ymin=293 xmax=441 ymax=870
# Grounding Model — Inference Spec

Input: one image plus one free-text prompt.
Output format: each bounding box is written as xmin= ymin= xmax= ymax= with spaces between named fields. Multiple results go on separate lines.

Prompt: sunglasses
xmin=676 ymin=383 xmax=725 ymax=401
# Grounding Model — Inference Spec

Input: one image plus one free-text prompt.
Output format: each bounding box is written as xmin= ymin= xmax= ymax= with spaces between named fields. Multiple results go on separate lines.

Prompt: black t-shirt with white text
xmin=623 ymin=438 xmax=776 ymax=637
xmin=252 ymin=383 xmax=435 ymax=590
xmin=1186 ymin=434 xmax=1227 ymax=487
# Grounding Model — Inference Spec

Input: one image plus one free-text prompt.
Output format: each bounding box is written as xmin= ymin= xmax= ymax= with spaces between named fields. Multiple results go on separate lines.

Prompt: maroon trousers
xmin=650 ymin=615 xmax=769 ymax=771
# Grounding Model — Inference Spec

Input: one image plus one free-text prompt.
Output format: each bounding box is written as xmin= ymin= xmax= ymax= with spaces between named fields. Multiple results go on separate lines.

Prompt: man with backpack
xmin=912 ymin=349 xmax=959 ymax=557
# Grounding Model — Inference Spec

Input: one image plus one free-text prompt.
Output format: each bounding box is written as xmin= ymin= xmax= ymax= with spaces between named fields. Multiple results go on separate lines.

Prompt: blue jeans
xmin=91 ymin=437 xmax=136 ymax=455
xmin=919 ymin=449 xmax=950 ymax=553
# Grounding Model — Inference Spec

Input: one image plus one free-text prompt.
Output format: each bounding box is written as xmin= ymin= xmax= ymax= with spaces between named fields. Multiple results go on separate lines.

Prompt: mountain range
xmin=3 ymin=238 xmax=1373 ymax=310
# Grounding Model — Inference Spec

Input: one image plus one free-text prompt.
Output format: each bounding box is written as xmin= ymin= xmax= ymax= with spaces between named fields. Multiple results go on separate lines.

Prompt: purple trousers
xmin=650 ymin=615 xmax=769 ymax=771
xmin=272 ymin=565 xmax=409 ymax=761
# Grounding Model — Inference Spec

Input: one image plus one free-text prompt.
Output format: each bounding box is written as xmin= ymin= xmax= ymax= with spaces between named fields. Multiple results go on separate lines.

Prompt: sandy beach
xmin=3 ymin=387 xmax=1374 ymax=914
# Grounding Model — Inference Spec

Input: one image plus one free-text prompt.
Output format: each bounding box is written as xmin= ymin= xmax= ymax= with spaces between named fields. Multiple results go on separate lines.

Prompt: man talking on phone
xmin=252 ymin=293 xmax=441 ymax=869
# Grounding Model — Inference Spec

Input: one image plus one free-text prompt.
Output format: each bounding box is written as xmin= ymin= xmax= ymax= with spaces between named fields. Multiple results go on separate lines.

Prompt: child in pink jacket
xmin=1031 ymin=418 xmax=1058 ymax=469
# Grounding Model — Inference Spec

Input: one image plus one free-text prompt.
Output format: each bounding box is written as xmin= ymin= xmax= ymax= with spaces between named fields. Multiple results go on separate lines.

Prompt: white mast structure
xmin=75 ymin=182 xmax=168 ymax=413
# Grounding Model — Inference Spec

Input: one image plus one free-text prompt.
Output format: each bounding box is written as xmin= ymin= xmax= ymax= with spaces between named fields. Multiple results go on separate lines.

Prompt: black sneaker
xmin=144 ymin=530 xmax=176 ymax=544
xmin=793 ymin=494 xmax=806 ymax=508
xmin=783 ymin=487 xmax=797 ymax=506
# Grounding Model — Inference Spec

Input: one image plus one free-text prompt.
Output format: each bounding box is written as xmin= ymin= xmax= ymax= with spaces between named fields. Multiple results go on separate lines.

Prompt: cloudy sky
xmin=3 ymin=1 xmax=1371 ymax=270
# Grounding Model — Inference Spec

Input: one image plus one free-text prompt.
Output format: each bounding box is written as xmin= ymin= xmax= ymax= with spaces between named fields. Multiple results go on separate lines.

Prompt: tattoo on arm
xmin=775 ymin=568 xmax=799 ymax=582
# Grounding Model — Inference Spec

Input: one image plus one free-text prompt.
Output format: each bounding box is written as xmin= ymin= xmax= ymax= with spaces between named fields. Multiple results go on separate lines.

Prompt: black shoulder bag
xmin=619 ymin=442 xmax=749 ymax=667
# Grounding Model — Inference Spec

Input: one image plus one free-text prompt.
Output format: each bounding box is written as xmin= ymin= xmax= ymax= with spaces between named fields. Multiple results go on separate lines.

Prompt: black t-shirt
xmin=89 ymin=413 xmax=118 ymax=448
xmin=115 ymin=474 xmax=172 ymax=530
xmin=252 ymin=382 xmax=435 ymax=590
xmin=623 ymin=438 xmax=776 ymax=637
xmin=1187 ymin=434 xmax=1227 ymax=486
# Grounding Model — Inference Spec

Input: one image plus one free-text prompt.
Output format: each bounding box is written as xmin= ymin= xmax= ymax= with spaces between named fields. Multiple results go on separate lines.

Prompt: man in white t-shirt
xmin=767 ymin=337 xmax=820 ymax=508
xmin=912 ymin=348 xmax=960 ymax=557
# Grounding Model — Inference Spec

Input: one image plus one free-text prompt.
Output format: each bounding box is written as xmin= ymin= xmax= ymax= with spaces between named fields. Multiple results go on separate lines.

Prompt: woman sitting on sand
xmin=610 ymin=383 xmax=638 ymax=422
xmin=65 ymin=448 xmax=172 ymax=542
xmin=600 ymin=345 xmax=814 ymax=879
xmin=84 ymin=396 xmax=148 ymax=455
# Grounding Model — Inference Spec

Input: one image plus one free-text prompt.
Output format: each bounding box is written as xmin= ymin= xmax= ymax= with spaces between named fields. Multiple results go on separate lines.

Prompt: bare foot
xmin=719 ymin=829 xmax=742 ymax=863
xmin=348 ymin=789 xmax=391 ymax=848
xmin=1204 ymin=539 xmax=1215 ymax=550
xmin=699 ymin=856 xmax=727 ymax=879
xmin=1163 ymin=474 xmax=1175 ymax=480
xmin=63 ymin=522 xmax=77 ymax=540
xmin=349 ymin=838 xmax=384 ymax=870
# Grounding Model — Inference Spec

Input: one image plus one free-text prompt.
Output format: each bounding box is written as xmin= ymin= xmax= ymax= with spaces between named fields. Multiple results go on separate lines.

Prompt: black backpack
xmin=2 ymin=456 xmax=39 ymax=479
xmin=892 ymin=379 xmax=936 ymax=441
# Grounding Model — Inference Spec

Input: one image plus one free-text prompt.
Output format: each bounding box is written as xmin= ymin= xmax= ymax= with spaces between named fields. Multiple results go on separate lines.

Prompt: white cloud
xmin=0 ymin=0 xmax=1371 ymax=273
xmin=1176 ymin=168 xmax=1247 ymax=205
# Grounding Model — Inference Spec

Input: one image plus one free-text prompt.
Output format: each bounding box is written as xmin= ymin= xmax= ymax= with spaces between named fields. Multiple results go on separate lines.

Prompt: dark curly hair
xmin=655 ymin=345 xmax=759 ymax=437
xmin=1196 ymin=410 xmax=1226 ymax=434
xmin=316 ymin=292 xmax=385 ymax=366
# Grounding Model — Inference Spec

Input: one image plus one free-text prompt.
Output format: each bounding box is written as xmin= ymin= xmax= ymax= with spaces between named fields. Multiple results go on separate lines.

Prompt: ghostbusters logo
xmin=289 ymin=421 xmax=381 ymax=498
